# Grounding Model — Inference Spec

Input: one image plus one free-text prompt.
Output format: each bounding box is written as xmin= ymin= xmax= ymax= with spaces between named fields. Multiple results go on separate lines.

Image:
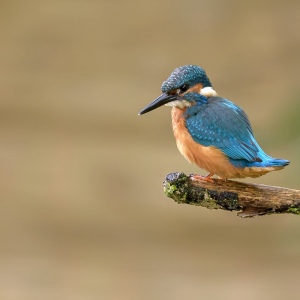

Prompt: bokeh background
xmin=1 ymin=0 xmax=300 ymax=299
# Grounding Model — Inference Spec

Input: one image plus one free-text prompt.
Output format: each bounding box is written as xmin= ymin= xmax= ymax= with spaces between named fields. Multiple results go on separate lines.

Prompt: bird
xmin=138 ymin=65 xmax=289 ymax=181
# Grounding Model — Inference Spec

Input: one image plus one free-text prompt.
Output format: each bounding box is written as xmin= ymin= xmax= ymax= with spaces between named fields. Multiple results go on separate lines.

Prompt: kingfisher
xmin=138 ymin=65 xmax=289 ymax=181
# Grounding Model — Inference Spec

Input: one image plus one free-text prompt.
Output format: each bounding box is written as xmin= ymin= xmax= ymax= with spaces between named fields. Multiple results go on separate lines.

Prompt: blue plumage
xmin=139 ymin=65 xmax=289 ymax=179
xmin=184 ymin=94 xmax=289 ymax=168
xmin=161 ymin=65 xmax=212 ymax=93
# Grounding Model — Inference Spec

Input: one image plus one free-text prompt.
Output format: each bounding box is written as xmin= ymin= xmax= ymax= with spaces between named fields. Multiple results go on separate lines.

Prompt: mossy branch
xmin=163 ymin=172 xmax=300 ymax=217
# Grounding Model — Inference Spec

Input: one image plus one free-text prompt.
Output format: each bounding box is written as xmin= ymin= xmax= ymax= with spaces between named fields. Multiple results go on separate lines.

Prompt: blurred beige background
xmin=0 ymin=0 xmax=300 ymax=299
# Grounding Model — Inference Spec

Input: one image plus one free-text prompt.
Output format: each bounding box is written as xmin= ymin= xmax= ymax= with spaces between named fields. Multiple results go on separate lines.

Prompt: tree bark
xmin=163 ymin=172 xmax=300 ymax=217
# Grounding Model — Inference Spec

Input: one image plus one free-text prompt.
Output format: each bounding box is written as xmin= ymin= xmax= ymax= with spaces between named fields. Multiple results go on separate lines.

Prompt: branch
xmin=163 ymin=172 xmax=300 ymax=218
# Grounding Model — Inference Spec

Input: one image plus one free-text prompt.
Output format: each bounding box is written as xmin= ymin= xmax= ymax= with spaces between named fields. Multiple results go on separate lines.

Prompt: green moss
xmin=200 ymin=191 xmax=223 ymax=210
xmin=163 ymin=172 xmax=189 ymax=203
xmin=163 ymin=172 xmax=239 ymax=210
xmin=164 ymin=184 xmax=178 ymax=197
xmin=287 ymin=207 xmax=300 ymax=215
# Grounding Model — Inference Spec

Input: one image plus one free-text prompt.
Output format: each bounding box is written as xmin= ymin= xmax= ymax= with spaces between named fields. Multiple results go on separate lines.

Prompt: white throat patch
xmin=200 ymin=87 xmax=218 ymax=97
xmin=165 ymin=100 xmax=191 ymax=109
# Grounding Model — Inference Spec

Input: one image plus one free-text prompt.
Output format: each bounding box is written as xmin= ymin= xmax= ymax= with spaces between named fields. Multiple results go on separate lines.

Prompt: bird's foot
xmin=191 ymin=173 xmax=215 ymax=183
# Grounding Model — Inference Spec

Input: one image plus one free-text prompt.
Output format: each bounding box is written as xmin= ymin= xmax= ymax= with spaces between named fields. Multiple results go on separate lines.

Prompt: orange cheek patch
xmin=185 ymin=83 xmax=203 ymax=94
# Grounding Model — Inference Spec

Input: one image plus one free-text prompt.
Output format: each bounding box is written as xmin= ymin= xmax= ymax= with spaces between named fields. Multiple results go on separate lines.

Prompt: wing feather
xmin=185 ymin=97 xmax=262 ymax=162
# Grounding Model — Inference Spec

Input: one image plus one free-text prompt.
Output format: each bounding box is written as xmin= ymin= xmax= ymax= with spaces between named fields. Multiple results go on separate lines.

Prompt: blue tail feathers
xmin=232 ymin=137 xmax=290 ymax=168
xmin=263 ymin=158 xmax=290 ymax=167
xmin=230 ymin=157 xmax=290 ymax=168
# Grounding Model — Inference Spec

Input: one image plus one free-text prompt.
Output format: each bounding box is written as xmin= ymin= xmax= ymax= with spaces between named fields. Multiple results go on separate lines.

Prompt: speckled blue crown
xmin=161 ymin=65 xmax=212 ymax=93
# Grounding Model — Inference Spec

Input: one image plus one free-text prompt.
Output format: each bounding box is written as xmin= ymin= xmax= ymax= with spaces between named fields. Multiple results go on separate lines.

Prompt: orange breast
xmin=171 ymin=107 xmax=275 ymax=179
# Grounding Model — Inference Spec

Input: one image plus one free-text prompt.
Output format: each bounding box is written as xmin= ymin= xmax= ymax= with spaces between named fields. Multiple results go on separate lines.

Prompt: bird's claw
xmin=191 ymin=173 xmax=215 ymax=183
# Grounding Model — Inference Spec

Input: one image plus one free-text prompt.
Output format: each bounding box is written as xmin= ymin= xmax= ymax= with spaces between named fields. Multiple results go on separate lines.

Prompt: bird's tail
xmin=263 ymin=158 xmax=290 ymax=168
xmin=252 ymin=138 xmax=289 ymax=168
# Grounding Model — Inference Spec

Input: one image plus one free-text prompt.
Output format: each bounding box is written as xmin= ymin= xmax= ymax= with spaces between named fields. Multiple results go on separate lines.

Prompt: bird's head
xmin=138 ymin=65 xmax=217 ymax=115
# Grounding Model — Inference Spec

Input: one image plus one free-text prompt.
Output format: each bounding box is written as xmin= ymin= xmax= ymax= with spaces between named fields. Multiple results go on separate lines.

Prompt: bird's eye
xmin=180 ymin=84 xmax=189 ymax=92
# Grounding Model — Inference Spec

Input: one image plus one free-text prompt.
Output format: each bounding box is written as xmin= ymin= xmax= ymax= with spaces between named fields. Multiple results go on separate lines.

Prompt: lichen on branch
xmin=163 ymin=172 xmax=300 ymax=218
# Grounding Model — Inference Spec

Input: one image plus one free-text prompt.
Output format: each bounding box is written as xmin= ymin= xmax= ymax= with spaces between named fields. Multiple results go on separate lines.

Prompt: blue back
xmin=184 ymin=96 xmax=271 ymax=165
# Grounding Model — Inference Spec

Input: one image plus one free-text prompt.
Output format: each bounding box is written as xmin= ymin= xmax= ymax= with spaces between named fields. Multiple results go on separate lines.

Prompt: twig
xmin=163 ymin=172 xmax=300 ymax=217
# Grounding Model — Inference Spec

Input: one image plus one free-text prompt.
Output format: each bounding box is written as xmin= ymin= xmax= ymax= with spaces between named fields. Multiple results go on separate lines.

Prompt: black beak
xmin=138 ymin=93 xmax=178 ymax=115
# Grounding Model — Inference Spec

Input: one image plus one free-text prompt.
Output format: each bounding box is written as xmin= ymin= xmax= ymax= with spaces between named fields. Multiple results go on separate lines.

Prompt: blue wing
xmin=185 ymin=97 xmax=265 ymax=162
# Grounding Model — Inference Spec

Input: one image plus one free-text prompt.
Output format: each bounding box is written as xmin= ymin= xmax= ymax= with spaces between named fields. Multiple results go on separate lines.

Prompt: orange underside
xmin=171 ymin=107 xmax=281 ymax=179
